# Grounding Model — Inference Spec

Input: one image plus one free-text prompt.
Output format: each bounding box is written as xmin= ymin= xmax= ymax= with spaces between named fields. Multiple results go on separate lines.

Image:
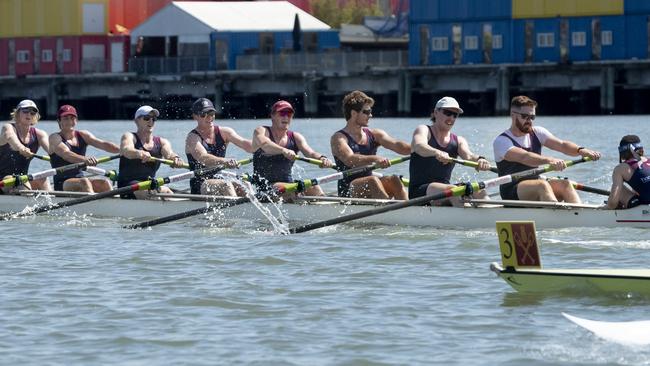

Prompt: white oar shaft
xmin=30 ymin=169 xmax=58 ymax=181
xmin=167 ymin=171 xmax=196 ymax=184
xmin=85 ymin=166 xmax=107 ymax=175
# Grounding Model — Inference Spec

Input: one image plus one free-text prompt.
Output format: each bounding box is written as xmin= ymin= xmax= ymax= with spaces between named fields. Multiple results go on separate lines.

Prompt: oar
xmin=84 ymin=166 xmax=118 ymax=181
xmin=1 ymin=165 xmax=225 ymax=220
xmin=451 ymin=157 xmax=498 ymax=173
xmin=288 ymin=157 xmax=591 ymax=234
xmin=0 ymin=154 xmax=120 ymax=189
xmin=150 ymin=157 xmax=253 ymax=170
xmin=294 ymin=155 xmax=329 ymax=167
xmin=277 ymin=156 xmax=411 ymax=194
xmin=125 ymin=156 xmax=411 ymax=229
xmin=545 ymin=176 xmax=610 ymax=196
xmin=32 ymin=154 xmax=51 ymax=162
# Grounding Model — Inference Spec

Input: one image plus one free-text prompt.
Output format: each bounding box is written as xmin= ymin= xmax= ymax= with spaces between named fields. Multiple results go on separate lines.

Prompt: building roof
xmin=131 ymin=1 xmax=331 ymax=43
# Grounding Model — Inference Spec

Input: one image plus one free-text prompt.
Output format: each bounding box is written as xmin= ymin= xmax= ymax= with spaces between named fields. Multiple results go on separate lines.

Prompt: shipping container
xmin=0 ymin=39 xmax=7 ymax=76
xmin=2 ymin=34 xmax=128 ymax=76
xmin=513 ymin=0 xmax=623 ymax=19
xmin=109 ymin=0 xmax=171 ymax=35
xmin=624 ymin=15 xmax=649 ymax=59
xmin=210 ymin=30 xmax=339 ymax=70
xmin=0 ymin=0 xmax=109 ymax=38
xmin=625 ymin=0 xmax=650 ymax=15
xmin=410 ymin=0 xmax=510 ymax=23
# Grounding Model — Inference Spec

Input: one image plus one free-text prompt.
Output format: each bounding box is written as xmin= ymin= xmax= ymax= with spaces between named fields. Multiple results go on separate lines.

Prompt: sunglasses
xmin=513 ymin=111 xmax=536 ymax=120
xmin=440 ymin=109 xmax=459 ymax=118
xmin=278 ymin=110 xmax=294 ymax=117
xmin=618 ymin=142 xmax=644 ymax=154
xmin=360 ymin=108 xmax=372 ymax=116
xmin=141 ymin=116 xmax=157 ymax=122
xmin=199 ymin=111 xmax=216 ymax=118
xmin=21 ymin=108 xmax=38 ymax=115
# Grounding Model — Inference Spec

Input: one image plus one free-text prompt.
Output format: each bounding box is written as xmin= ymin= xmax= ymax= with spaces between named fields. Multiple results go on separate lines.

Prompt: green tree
xmin=311 ymin=0 xmax=382 ymax=28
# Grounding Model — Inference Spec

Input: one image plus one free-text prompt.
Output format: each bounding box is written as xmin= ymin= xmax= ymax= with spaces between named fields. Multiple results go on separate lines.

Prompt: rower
xmin=0 ymin=99 xmax=51 ymax=194
xmin=409 ymin=96 xmax=492 ymax=206
xmin=606 ymin=135 xmax=650 ymax=209
xmin=331 ymin=90 xmax=410 ymax=199
xmin=185 ymin=97 xmax=253 ymax=196
xmin=49 ymin=104 xmax=120 ymax=193
xmin=492 ymin=95 xmax=600 ymax=203
xmin=251 ymin=100 xmax=333 ymax=200
xmin=118 ymin=105 xmax=185 ymax=199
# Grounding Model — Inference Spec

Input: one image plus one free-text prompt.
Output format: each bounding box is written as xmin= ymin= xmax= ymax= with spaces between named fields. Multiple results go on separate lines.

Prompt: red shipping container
xmin=14 ymin=38 xmax=35 ymax=77
xmin=38 ymin=37 xmax=58 ymax=75
xmin=0 ymin=39 xmax=7 ymax=76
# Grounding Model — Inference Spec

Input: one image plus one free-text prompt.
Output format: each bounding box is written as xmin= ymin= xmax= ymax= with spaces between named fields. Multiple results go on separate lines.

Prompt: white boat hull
xmin=2 ymin=192 xmax=650 ymax=229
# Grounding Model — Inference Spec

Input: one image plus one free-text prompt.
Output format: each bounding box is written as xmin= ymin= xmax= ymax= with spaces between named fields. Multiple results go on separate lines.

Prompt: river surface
xmin=3 ymin=115 xmax=650 ymax=365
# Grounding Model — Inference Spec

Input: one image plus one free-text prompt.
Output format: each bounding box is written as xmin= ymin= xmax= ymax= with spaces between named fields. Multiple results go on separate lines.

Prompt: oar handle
xmin=451 ymin=157 xmax=498 ymax=173
xmin=295 ymin=156 xmax=327 ymax=166
xmin=32 ymin=154 xmax=51 ymax=162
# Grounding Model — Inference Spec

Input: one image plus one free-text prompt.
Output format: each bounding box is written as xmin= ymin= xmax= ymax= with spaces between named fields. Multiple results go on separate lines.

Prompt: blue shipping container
xmin=624 ymin=0 xmax=650 ymax=15
xmin=624 ymin=15 xmax=647 ymax=59
xmin=600 ymin=15 xmax=626 ymax=60
xmin=513 ymin=18 xmax=561 ymax=63
xmin=410 ymin=0 xmax=511 ymax=23
xmin=568 ymin=17 xmax=591 ymax=61
xmin=209 ymin=30 xmax=340 ymax=70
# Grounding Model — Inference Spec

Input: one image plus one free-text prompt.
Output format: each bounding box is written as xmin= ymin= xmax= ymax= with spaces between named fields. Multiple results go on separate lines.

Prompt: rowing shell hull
xmin=491 ymin=263 xmax=650 ymax=295
xmin=3 ymin=194 xmax=650 ymax=229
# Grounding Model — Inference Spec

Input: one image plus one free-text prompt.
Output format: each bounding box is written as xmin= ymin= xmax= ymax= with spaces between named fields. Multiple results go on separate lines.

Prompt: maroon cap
xmin=57 ymin=105 xmax=78 ymax=119
xmin=271 ymin=100 xmax=295 ymax=114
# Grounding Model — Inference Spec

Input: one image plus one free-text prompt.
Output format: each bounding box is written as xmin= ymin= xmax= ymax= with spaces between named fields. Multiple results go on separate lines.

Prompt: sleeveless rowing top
xmin=50 ymin=131 xmax=88 ymax=187
xmin=408 ymin=127 xmax=458 ymax=198
xmin=625 ymin=159 xmax=650 ymax=203
xmin=187 ymin=126 xmax=227 ymax=194
xmin=117 ymin=133 xmax=162 ymax=186
xmin=496 ymin=131 xmax=542 ymax=198
xmin=252 ymin=126 xmax=299 ymax=188
xmin=0 ymin=124 xmax=39 ymax=177
xmin=334 ymin=128 xmax=380 ymax=197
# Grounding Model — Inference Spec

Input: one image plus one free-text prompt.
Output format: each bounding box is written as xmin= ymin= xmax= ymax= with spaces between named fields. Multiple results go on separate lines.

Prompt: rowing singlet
xmin=187 ymin=126 xmax=227 ymax=194
xmin=252 ymin=126 xmax=299 ymax=190
xmin=0 ymin=124 xmax=39 ymax=177
xmin=117 ymin=133 xmax=162 ymax=187
xmin=334 ymin=128 xmax=380 ymax=197
xmin=625 ymin=159 xmax=650 ymax=204
xmin=50 ymin=131 xmax=88 ymax=190
xmin=495 ymin=131 xmax=542 ymax=200
xmin=408 ymin=127 xmax=458 ymax=199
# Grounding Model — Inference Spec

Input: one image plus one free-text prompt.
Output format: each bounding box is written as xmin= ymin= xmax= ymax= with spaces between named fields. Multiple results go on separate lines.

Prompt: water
xmin=3 ymin=116 xmax=650 ymax=365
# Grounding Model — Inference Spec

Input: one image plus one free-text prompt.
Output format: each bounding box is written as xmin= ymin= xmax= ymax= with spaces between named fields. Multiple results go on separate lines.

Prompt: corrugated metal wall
xmin=409 ymin=0 xmax=648 ymax=66
xmin=0 ymin=0 xmax=109 ymax=37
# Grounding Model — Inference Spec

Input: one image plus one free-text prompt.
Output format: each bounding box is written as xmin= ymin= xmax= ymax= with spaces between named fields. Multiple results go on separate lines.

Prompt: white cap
xmin=435 ymin=97 xmax=463 ymax=114
xmin=134 ymin=105 xmax=160 ymax=119
xmin=16 ymin=99 xmax=38 ymax=112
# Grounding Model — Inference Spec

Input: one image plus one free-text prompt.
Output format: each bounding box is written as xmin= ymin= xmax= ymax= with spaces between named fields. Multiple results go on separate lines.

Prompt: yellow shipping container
xmin=513 ymin=0 xmax=623 ymax=19
xmin=0 ymin=0 xmax=108 ymax=37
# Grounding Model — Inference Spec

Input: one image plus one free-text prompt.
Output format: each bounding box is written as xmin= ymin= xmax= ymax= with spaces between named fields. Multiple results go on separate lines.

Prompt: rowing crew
xmin=0 ymin=92 xmax=647 ymax=210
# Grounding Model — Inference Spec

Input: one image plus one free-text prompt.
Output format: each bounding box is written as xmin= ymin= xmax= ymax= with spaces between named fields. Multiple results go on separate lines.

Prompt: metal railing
xmin=127 ymin=51 xmax=407 ymax=75
xmin=81 ymin=58 xmax=107 ymax=73
xmin=236 ymin=50 xmax=407 ymax=73
xmin=128 ymin=56 xmax=210 ymax=74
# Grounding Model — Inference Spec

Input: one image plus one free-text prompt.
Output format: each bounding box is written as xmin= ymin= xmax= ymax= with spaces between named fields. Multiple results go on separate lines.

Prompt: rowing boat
xmin=491 ymin=221 xmax=650 ymax=295
xmin=3 ymin=190 xmax=650 ymax=229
